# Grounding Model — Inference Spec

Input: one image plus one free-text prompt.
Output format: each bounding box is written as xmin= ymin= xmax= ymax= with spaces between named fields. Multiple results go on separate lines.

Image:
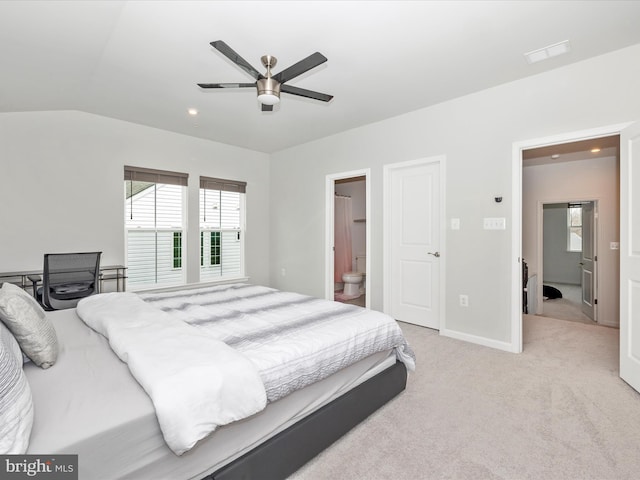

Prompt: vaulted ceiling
xmin=2 ymin=1 xmax=640 ymax=153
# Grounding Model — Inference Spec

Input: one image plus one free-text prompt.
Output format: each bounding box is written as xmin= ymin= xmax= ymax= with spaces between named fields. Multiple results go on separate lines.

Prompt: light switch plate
xmin=483 ymin=217 xmax=506 ymax=230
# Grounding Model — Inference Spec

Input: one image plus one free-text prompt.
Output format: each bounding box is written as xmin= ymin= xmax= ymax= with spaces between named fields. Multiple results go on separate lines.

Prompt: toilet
xmin=342 ymin=255 xmax=366 ymax=297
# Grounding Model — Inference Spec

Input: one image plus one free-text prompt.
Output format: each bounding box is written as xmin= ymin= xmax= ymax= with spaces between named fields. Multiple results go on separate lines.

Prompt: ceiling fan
xmin=198 ymin=40 xmax=333 ymax=111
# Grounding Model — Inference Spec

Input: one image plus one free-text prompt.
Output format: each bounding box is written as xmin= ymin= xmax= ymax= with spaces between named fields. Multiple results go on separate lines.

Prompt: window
xmin=125 ymin=166 xmax=188 ymax=288
xmin=210 ymin=232 xmax=221 ymax=266
xmin=173 ymin=232 xmax=182 ymax=269
xmin=199 ymin=176 xmax=246 ymax=282
xmin=568 ymin=203 xmax=583 ymax=252
xmin=200 ymin=231 xmax=220 ymax=266
xmin=200 ymin=232 xmax=204 ymax=266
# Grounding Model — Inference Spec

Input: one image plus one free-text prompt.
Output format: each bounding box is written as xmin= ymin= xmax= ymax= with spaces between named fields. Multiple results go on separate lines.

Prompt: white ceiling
xmin=2 ymin=1 xmax=640 ymax=153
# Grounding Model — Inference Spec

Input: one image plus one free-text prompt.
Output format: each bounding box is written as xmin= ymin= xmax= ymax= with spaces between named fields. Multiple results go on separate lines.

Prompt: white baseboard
xmin=440 ymin=328 xmax=518 ymax=353
xmin=597 ymin=320 xmax=620 ymax=329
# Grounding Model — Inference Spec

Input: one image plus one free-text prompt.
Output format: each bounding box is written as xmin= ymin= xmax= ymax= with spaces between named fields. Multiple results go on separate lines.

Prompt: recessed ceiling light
xmin=551 ymin=154 xmax=560 ymax=159
xmin=187 ymin=108 xmax=198 ymax=116
xmin=591 ymin=148 xmax=601 ymax=153
xmin=524 ymin=40 xmax=571 ymax=64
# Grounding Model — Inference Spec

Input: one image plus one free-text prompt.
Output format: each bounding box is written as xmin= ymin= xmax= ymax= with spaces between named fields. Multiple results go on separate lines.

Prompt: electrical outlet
xmin=459 ymin=294 xmax=469 ymax=307
xmin=451 ymin=218 xmax=460 ymax=230
xmin=281 ymin=268 xmax=286 ymax=277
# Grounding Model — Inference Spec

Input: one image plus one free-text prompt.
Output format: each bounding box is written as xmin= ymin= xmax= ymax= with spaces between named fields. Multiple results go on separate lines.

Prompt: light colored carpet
xmin=289 ymin=315 xmax=640 ymax=480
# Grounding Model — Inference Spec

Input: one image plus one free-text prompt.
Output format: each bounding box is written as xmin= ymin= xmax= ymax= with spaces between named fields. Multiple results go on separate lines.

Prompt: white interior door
xmin=620 ymin=121 xmax=640 ymax=393
xmin=580 ymin=201 xmax=596 ymax=320
xmin=388 ymin=160 xmax=441 ymax=329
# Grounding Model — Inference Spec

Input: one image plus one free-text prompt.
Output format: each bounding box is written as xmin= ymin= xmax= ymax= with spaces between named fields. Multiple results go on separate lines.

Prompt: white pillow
xmin=0 ymin=321 xmax=34 ymax=453
xmin=0 ymin=282 xmax=58 ymax=368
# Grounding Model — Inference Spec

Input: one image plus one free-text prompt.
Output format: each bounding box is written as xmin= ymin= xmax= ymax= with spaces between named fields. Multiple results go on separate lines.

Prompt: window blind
xmin=200 ymin=176 xmax=246 ymax=193
xmin=125 ymin=165 xmax=188 ymax=186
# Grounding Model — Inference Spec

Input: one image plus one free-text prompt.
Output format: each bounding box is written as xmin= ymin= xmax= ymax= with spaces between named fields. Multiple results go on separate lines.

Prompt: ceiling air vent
xmin=524 ymin=40 xmax=571 ymax=64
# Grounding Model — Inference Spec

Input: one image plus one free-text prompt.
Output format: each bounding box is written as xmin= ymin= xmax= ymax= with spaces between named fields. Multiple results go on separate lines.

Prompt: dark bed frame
xmin=206 ymin=361 xmax=408 ymax=480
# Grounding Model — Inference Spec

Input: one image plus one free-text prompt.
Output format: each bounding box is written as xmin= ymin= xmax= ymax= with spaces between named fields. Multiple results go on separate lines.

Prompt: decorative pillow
xmin=0 ymin=321 xmax=34 ymax=454
xmin=0 ymin=282 xmax=58 ymax=368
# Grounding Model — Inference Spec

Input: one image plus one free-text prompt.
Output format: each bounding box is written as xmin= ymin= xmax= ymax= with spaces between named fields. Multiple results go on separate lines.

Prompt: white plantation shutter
xmin=125 ymin=166 xmax=187 ymax=288
xmin=200 ymin=176 xmax=245 ymax=281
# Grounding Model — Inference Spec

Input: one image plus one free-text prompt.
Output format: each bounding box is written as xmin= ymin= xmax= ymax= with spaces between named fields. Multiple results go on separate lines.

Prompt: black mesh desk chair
xmin=29 ymin=252 xmax=102 ymax=310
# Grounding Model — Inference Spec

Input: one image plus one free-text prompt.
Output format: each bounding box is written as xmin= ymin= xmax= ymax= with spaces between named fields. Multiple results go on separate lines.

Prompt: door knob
xmin=428 ymin=251 xmax=440 ymax=258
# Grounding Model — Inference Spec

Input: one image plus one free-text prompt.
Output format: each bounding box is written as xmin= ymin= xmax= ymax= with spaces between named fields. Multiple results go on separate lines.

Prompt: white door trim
xmin=511 ymin=122 xmax=631 ymax=353
xmin=325 ymin=169 xmax=371 ymax=308
xmin=383 ymin=155 xmax=446 ymax=329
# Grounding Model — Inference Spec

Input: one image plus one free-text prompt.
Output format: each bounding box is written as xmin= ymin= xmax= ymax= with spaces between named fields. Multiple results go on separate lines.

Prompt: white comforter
xmin=77 ymin=284 xmax=415 ymax=456
xmin=139 ymin=284 xmax=416 ymax=402
xmin=76 ymin=293 xmax=267 ymax=456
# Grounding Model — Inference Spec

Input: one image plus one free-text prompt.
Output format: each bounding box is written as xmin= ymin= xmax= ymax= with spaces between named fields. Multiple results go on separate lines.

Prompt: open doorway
xmin=513 ymin=121 xmax=640 ymax=392
xmin=325 ymin=170 xmax=370 ymax=309
xmin=521 ymin=135 xmax=620 ymax=333
xmin=539 ymin=200 xmax=597 ymax=324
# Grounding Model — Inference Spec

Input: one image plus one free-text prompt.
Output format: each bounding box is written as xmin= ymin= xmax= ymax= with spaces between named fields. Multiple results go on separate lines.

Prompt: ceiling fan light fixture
xmin=257 ymin=77 xmax=281 ymax=105
xmin=257 ymin=92 xmax=280 ymax=105
xmin=199 ymin=41 xmax=331 ymax=110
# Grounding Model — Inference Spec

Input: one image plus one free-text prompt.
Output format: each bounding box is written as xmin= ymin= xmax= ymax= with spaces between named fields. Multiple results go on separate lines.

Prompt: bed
xmin=1 ymin=282 xmax=414 ymax=480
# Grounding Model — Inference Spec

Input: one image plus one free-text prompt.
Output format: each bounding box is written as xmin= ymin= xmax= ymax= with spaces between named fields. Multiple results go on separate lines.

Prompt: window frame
xmin=199 ymin=176 xmax=246 ymax=282
xmin=173 ymin=232 xmax=182 ymax=269
xmin=124 ymin=166 xmax=188 ymax=289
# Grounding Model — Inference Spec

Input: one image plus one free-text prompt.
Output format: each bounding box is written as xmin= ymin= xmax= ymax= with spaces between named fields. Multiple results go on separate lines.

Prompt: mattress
xmin=24 ymin=308 xmax=395 ymax=480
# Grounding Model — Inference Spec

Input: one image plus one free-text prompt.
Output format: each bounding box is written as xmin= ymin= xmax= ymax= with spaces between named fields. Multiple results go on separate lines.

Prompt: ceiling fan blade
xmin=198 ymin=82 xmax=255 ymax=89
xmin=261 ymin=104 xmax=274 ymax=112
xmin=273 ymin=52 xmax=327 ymax=84
xmin=210 ymin=40 xmax=263 ymax=80
xmin=281 ymin=84 xmax=333 ymax=102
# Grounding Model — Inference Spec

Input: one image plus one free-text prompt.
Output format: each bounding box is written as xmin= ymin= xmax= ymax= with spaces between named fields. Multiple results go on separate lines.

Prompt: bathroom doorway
xmin=325 ymin=169 xmax=370 ymax=309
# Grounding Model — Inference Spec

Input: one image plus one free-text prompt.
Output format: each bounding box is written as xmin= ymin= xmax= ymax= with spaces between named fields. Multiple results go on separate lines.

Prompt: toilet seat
xmin=342 ymin=272 xmax=363 ymax=282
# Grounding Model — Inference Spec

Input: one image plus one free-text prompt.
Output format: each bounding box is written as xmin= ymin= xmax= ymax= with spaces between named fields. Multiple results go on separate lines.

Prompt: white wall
xmin=270 ymin=44 xmax=640 ymax=346
xmin=0 ymin=111 xmax=270 ymax=286
xmin=523 ymin=157 xmax=619 ymax=327
xmin=542 ymin=204 xmax=582 ymax=285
